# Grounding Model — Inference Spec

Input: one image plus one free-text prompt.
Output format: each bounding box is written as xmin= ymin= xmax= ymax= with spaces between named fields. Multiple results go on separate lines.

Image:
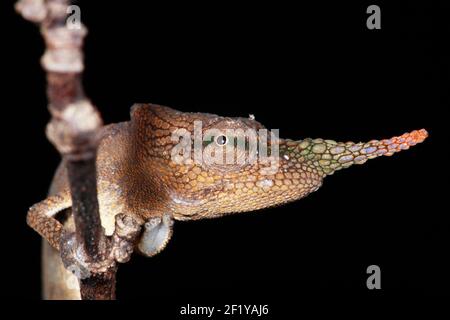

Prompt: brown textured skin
xmin=128 ymin=104 xmax=323 ymax=220
xmin=27 ymin=103 xmax=428 ymax=299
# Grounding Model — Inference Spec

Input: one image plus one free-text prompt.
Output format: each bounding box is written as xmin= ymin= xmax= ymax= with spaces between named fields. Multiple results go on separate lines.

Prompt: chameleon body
xmin=27 ymin=103 xmax=428 ymax=299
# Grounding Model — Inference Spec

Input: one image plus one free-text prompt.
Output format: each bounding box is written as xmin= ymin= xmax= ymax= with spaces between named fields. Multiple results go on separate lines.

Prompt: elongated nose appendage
xmin=284 ymin=129 xmax=428 ymax=176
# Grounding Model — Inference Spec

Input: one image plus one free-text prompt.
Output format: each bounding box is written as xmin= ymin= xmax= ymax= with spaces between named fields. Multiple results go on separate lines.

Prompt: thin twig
xmin=16 ymin=0 xmax=118 ymax=299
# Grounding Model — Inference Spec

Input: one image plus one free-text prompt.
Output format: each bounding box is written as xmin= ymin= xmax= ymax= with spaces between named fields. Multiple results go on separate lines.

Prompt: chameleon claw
xmin=144 ymin=217 xmax=162 ymax=229
xmin=112 ymin=214 xmax=142 ymax=263
xmin=59 ymin=230 xmax=94 ymax=279
xmin=114 ymin=213 xmax=141 ymax=241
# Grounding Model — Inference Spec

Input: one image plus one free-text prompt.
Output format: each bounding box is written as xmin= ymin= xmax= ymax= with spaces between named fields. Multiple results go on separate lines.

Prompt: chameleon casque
xmin=27 ymin=103 xmax=428 ymax=299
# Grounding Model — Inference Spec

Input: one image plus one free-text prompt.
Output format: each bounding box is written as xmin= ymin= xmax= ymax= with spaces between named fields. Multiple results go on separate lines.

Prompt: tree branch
xmin=15 ymin=0 xmax=133 ymax=300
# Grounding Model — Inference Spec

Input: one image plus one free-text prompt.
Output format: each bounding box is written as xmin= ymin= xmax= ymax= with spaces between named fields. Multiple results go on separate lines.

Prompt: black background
xmin=1 ymin=0 xmax=448 ymax=313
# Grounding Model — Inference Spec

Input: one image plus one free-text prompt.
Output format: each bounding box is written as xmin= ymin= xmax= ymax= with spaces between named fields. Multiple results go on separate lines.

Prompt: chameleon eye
xmin=215 ymin=135 xmax=228 ymax=146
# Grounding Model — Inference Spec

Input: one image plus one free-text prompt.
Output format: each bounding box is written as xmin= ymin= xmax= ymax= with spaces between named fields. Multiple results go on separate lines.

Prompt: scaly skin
xmin=26 ymin=103 xmax=428 ymax=299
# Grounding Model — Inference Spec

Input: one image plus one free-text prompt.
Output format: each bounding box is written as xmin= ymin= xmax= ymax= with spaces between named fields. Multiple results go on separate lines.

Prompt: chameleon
xmin=27 ymin=103 xmax=428 ymax=299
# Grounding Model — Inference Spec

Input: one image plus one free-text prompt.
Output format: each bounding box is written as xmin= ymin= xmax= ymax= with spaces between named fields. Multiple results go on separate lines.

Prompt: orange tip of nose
xmin=408 ymin=129 xmax=428 ymax=144
xmin=378 ymin=129 xmax=428 ymax=156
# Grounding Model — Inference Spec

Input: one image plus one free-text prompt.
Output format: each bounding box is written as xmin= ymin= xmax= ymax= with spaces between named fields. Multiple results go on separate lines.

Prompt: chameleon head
xmin=129 ymin=104 xmax=428 ymax=221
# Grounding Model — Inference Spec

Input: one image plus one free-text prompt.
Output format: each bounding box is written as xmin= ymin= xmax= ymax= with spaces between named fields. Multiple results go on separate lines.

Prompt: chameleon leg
xmin=27 ymin=194 xmax=71 ymax=250
xmin=137 ymin=214 xmax=174 ymax=257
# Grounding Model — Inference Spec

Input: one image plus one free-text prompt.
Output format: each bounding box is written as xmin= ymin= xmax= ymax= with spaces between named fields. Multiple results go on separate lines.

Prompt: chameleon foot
xmin=112 ymin=214 xmax=142 ymax=263
xmin=137 ymin=214 xmax=174 ymax=257
xmin=59 ymin=214 xmax=142 ymax=278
